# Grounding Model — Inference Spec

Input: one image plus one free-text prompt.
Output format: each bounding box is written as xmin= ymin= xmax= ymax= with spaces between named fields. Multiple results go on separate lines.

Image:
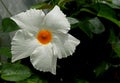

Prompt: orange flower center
xmin=37 ymin=30 xmax=52 ymax=44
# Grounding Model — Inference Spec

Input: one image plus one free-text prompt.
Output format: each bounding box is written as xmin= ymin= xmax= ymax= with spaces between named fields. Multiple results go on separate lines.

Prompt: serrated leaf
xmin=2 ymin=18 xmax=19 ymax=32
xmin=97 ymin=4 xmax=120 ymax=27
xmin=1 ymin=63 xmax=31 ymax=81
xmin=88 ymin=17 xmax=105 ymax=34
xmin=94 ymin=62 xmax=109 ymax=77
xmin=31 ymin=3 xmax=52 ymax=9
xmin=0 ymin=47 xmax=12 ymax=58
xmin=67 ymin=17 xmax=79 ymax=25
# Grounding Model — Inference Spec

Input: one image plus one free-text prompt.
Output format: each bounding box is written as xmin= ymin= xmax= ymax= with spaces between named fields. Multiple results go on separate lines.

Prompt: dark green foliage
xmin=1 ymin=63 xmax=31 ymax=81
xmin=1 ymin=18 xmax=19 ymax=32
xmin=0 ymin=47 xmax=12 ymax=58
xmin=0 ymin=0 xmax=120 ymax=83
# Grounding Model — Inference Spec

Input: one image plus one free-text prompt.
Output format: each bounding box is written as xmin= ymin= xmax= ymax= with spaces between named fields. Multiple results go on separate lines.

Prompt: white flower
xmin=11 ymin=5 xmax=80 ymax=74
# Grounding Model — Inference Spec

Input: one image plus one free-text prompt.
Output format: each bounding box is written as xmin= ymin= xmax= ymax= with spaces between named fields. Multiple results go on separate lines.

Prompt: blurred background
xmin=0 ymin=0 xmax=46 ymax=18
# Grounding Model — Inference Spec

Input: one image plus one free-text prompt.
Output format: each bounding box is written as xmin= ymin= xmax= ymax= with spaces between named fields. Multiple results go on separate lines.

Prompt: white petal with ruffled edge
xmin=43 ymin=5 xmax=70 ymax=33
xmin=11 ymin=5 xmax=80 ymax=75
xmin=11 ymin=30 xmax=40 ymax=62
xmin=64 ymin=34 xmax=80 ymax=55
xmin=52 ymin=33 xmax=80 ymax=59
xmin=10 ymin=9 xmax=45 ymax=35
xmin=30 ymin=44 xmax=57 ymax=74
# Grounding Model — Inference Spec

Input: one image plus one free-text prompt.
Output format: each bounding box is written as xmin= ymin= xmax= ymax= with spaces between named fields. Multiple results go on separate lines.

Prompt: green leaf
xmin=1 ymin=63 xmax=31 ymax=81
xmin=75 ymin=79 xmax=89 ymax=83
xmin=94 ymin=62 xmax=109 ymax=77
xmin=88 ymin=17 xmax=105 ymax=34
xmin=67 ymin=17 xmax=79 ymax=25
xmin=17 ymin=75 xmax=48 ymax=83
xmin=76 ymin=0 xmax=88 ymax=6
xmin=0 ymin=47 xmax=12 ymax=58
xmin=112 ymin=41 xmax=120 ymax=57
xmin=109 ymin=29 xmax=120 ymax=57
xmin=108 ymin=29 xmax=118 ymax=44
xmin=2 ymin=18 xmax=19 ymax=32
xmin=97 ymin=4 xmax=120 ymax=27
xmin=31 ymin=3 xmax=52 ymax=9
xmin=78 ymin=21 xmax=93 ymax=38
xmin=58 ymin=0 xmax=73 ymax=6
xmin=80 ymin=8 xmax=96 ymax=15
xmin=0 ymin=24 xmax=1 ymax=28
xmin=102 ymin=1 xmax=120 ymax=9
xmin=0 ymin=37 xmax=2 ymax=46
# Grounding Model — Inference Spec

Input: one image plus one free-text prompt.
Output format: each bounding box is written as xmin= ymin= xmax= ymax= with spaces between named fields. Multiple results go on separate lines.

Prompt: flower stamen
xmin=37 ymin=30 xmax=52 ymax=44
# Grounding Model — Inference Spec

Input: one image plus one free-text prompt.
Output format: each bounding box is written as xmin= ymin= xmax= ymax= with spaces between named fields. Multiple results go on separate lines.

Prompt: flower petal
xmin=64 ymin=34 xmax=80 ymax=55
xmin=11 ymin=30 xmax=40 ymax=62
xmin=44 ymin=5 xmax=70 ymax=33
xmin=10 ymin=9 xmax=45 ymax=34
xmin=30 ymin=44 xmax=57 ymax=74
xmin=52 ymin=33 xmax=80 ymax=59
